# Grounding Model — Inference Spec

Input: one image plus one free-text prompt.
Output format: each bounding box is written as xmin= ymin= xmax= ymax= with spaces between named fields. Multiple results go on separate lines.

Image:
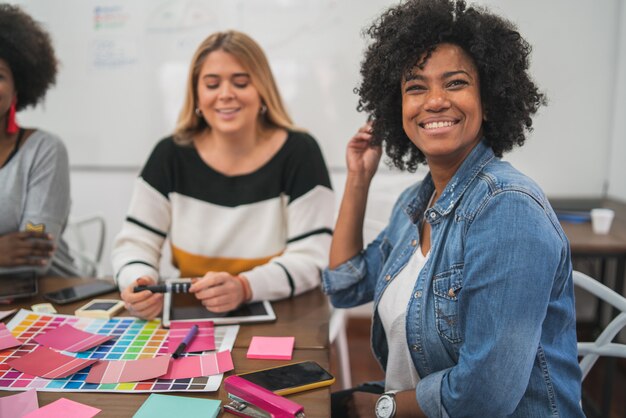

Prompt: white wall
xmin=58 ymin=0 xmax=624 ymax=279
xmin=608 ymin=0 xmax=626 ymax=202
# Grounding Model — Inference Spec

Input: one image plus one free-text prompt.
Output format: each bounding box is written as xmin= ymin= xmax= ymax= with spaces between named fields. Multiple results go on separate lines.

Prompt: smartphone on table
xmin=0 ymin=271 xmax=38 ymax=301
xmin=237 ymin=360 xmax=335 ymax=396
xmin=43 ymin=280 xmax=118 ymax=305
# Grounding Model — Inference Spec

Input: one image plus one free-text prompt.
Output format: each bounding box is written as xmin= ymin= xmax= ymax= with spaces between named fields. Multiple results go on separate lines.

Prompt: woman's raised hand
xmin=346 ymin=122 xmax=382 ymax=183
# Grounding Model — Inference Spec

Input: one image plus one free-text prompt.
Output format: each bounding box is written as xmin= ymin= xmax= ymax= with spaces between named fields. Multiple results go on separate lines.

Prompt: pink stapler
xmin=223 ymin=375 xmax=305 ymax=418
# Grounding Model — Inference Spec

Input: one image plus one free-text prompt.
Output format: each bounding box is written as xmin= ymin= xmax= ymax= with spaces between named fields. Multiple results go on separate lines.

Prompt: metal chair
xmin=574 ymin=270 xmax=626 ymax=380
xmin=64 ymin=214 xmax=106 ymax=277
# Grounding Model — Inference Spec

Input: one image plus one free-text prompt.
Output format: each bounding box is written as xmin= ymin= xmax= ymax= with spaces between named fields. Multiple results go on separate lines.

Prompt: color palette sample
xmin=167 ymin=320 xmax=215 ymax=353
xmin=86 ymin=355 xmax=171 ymax=384
xmin=160 ymin=350 xmax=234 ymax=380
xmin=0 ymin=310 xmax=238 ymax=393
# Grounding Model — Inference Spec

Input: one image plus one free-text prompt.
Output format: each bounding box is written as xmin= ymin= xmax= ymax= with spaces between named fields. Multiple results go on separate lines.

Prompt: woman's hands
xmin=120 ymin=272 xmax=251 ymax=319
xmin=346 ymin=122 xmax=383 ymax=183
xmin=189 ymin=272 xmax=250 ymax=313
xmin=0 ymin=231 xmax=54 ymax=267
xmin=121 ymin=276 xmax=163 ymax=320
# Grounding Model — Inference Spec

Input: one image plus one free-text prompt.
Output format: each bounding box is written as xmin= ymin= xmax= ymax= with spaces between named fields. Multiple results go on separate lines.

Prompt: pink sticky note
xmin=0 ymin=389 xmax=38 ymax=417
xmin=247 ymin=336 xmax=295 ymax=360
xmin=167 ymin=321 xmax=215 ymax=353
xmin=0 ymin=322 xmax=22 ymax=351
xmin=85 ymin=355 xmax=170 ymax=384
xmin=8 ymin=346 xmax=97 ymax=379
xmin=23 ymin=398 xmax=101 ymax=418
xmin=161 ymin=350 xmax=234 ymax=379
xmin=33 ymin=324 xmax=114 ymax=352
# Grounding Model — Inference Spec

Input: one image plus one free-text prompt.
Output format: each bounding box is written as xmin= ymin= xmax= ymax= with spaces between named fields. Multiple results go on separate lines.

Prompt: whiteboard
xmin=13 ymin=0 xmax=392 ymax=168
xmin=11 ymin=0 xmax=620 ymax=201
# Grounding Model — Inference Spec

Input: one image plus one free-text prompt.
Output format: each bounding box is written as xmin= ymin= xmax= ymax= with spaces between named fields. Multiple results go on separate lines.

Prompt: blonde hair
xmin=174 ymin=30 xmax=295 ymax=144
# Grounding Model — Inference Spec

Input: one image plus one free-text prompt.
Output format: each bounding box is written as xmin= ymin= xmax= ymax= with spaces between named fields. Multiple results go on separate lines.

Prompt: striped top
xmin=112 ymin=131 xmax=334 ymax=301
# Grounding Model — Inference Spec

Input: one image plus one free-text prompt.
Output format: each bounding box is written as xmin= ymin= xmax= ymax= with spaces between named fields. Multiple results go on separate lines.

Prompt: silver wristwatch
xmin=375 ymin=391 xmax=397 ymax=418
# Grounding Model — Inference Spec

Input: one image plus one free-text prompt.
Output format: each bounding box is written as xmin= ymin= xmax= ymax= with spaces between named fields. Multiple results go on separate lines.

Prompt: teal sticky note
xmin=133 ymin=394 xmax=221 ymax=418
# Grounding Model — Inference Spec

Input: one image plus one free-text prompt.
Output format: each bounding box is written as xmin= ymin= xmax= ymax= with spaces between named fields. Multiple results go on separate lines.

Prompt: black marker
xmin=133 ymin=283 xmax=191 ymax=293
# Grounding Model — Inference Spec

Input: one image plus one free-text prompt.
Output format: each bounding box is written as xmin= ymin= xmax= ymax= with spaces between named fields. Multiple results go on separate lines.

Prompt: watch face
xmin=376 ymin=395 xmax=395 ymax=418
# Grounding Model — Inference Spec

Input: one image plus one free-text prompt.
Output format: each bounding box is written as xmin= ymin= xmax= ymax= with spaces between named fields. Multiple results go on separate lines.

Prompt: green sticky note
xmin=133 ymin=394 xmax=221 ymax=418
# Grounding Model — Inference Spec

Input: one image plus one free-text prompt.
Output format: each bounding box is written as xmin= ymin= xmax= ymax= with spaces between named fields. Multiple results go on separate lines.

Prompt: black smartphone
xmin=237 ymin=360 xmax=335 ymax=395
xmin=0 ymin=271 xmax=38 ymax=301
xmin=43 ymin=281 xmax=118 ymax=305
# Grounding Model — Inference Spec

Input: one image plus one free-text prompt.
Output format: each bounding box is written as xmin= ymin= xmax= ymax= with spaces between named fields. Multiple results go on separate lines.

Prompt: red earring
xmin=6 ymin=97 xmax=19 ymax=134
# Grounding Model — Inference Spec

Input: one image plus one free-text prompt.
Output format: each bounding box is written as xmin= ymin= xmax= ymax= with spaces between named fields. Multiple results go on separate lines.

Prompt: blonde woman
xmin=114 ymin=31 xmax=334 ymax=320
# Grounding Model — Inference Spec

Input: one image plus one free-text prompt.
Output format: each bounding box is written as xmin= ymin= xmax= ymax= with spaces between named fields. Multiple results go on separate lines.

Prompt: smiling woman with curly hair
xmin=358 ymin=0 xmax=545 ymax=172
xmin=0 ymin=4 xmax=80 ymax=277
xmin=324 ymin=1 xmax=584 ymax=417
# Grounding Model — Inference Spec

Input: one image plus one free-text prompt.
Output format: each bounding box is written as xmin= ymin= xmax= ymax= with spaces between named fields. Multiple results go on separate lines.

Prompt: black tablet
xmin=43 ymin=280 xmax=118 ymax=304
xmin=0 ymin=271 xmax=38 ymax=301
xmin=162 ymin=278 xmax=276 ymax=327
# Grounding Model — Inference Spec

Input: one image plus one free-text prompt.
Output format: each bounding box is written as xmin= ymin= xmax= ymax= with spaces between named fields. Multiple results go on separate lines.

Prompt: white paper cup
xmin=590 ymin=208 xmax=615 ymax=235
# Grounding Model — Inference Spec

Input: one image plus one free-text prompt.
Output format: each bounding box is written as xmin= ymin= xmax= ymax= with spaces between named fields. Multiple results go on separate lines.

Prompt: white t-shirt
xmin=378 ymin=245 xmax=429 ymax=391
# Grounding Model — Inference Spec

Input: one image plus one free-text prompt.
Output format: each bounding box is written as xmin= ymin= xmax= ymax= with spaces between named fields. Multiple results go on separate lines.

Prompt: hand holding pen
xmin=121 ymin=276 xmax=163 ymax=320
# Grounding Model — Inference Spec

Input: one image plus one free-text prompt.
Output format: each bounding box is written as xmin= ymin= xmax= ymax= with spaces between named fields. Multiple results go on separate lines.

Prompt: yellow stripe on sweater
xmin=171 ymin=245 xmax=283 ymax=277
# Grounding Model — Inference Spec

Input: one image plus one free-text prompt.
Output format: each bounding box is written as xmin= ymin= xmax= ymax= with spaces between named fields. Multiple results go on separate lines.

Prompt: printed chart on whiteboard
xmin=0 ymin=310 xmax=238 ymax=393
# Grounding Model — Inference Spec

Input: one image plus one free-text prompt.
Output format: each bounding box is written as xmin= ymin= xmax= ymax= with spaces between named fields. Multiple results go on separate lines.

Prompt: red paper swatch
xmin=85 ymin=355 xmax=170 ymax=384
xmin=8 ymin=346 xmax=97 ymax=379
xmin=34 ymin=324 xmax=114 ymax=352
xmin=23 ymin=398 xmax=101 ymax=418
xmin=161 ymin=350 xmax=234 ymax=379
xmin=0 ymin=323 xmax=21 ymax=351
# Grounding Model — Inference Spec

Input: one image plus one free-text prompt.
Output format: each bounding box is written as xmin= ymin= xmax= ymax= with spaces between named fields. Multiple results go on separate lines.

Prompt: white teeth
xmin=424 ymin=121 xmax=454 ymax=129
xmin=217 ymin=109 xmax=238 ymax=114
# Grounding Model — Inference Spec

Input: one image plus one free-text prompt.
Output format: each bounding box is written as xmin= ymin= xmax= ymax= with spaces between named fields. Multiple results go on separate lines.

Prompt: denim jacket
xmin=323 ymin=141 xmax=584 ymax=417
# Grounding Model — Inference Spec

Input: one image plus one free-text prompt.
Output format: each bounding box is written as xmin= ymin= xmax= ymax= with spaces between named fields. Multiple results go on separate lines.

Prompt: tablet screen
xmin=0 ymin=271 xmax=38 ymax=300
xmin=172 ymin=301 xmax=271 ymax=320
xmin=162 ymin=279 xmax=276 ymax=327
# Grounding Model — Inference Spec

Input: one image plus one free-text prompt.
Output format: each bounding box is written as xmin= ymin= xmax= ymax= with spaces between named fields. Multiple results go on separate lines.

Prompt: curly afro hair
xmin=357 ymin=0 xmax=546 ymax=171
xmin=0 ymin=4 xmax=58 ymax=112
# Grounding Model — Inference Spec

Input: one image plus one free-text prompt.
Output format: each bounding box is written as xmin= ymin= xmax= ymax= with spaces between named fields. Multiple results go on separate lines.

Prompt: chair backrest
xmin=64 ymin=215 xmax=106 ymax=277
xmin=573 ymin=270 xmax=626 ymax=380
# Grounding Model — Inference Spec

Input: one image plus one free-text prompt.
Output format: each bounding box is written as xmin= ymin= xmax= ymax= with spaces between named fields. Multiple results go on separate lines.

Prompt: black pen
xmin=133 ymin=282 xmax=191 ymax=293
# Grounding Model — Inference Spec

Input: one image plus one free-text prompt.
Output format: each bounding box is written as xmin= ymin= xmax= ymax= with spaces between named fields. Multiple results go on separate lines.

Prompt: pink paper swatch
xmin=85 ymin=355 xmax=170 ymax=384
xmin=167 ymin=320 xmax=215 ymax=353
xmin=246 ymin=336 xmax=295 ymax=360
xmin=33 ymin=324 xmax=114 ymax=352
xmin=8 ymin=346 xmax=97 ymax=379
xmin=23 ymin=398 xmax=101 ymax=418
xmin=0 ymin=322 xmax=22 ymax=351
xmin=0 ymin=388 xmax=38 ymax=417
xmin=161 ymin=350 xmax=234 ymax=379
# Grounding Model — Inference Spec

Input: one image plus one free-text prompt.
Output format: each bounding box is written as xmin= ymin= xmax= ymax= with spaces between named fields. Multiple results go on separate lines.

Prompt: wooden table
xmin=554 ymin=198 xmax=626 ymax=418
xmin=0 ymin=277 xmax=331 ymax=417
xmin=557 ymin=198 xmax=626 ymax=309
